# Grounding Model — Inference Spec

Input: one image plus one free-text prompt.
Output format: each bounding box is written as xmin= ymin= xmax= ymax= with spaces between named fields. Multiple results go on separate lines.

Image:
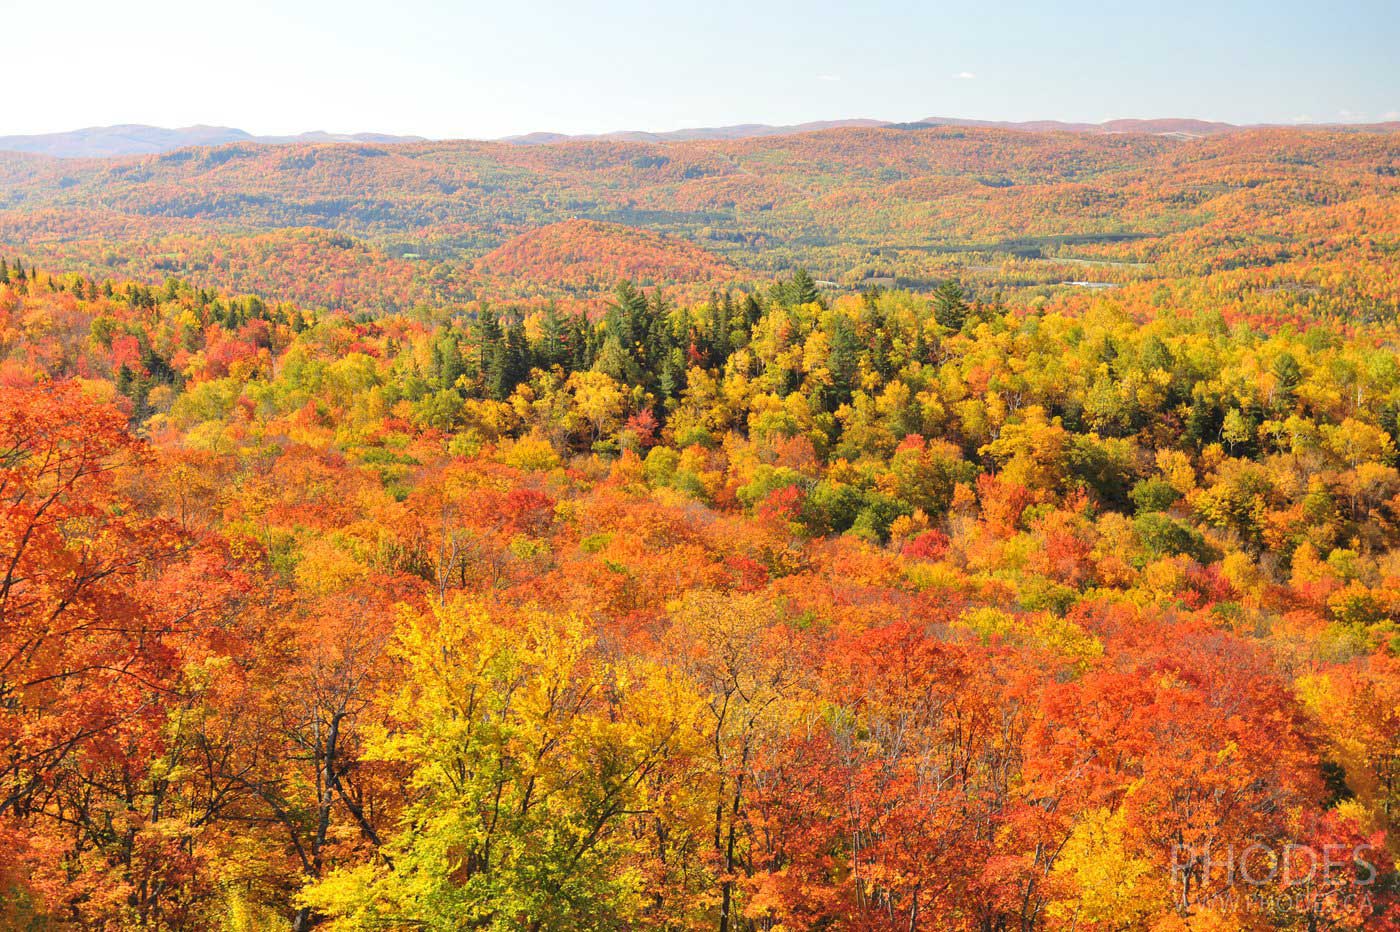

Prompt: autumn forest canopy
xmin=5 ymin=123 xmax=1400 ymax=930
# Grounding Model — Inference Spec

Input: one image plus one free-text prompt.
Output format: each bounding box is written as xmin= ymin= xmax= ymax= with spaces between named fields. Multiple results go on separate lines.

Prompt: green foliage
xmin=932 ymin=280 xmax=969 ymax=331
xmin=1133 ymin=511 xmax=1211 ymax=563
xmin=1130 ymin=477 xmax=1181 ymax=513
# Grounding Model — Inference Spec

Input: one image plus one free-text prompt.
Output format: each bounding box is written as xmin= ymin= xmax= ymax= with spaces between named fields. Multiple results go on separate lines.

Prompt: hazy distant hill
xmin=499 ymin=117 xmax=1251 ymax=145
xmin=913 ymin=117 xmax=1242 ymax=137
xmin=8 ymin=118 xmax=1398 ymax=159
xmin=503 ymin=116 xmax=1400 ymax=145
xmin=500 ymin=119 xmax=890 ymax=145
xmin=0 ymin=124 xmax=426 ymax=158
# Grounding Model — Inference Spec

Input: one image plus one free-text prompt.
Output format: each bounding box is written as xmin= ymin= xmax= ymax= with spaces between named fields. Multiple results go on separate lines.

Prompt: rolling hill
xmin=1 ymin=123 xmax=1398 ymax=308
xmin=474 ymin=219 xmax=737 ymax=290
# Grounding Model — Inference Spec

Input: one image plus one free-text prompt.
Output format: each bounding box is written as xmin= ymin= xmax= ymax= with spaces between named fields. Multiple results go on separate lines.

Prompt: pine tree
xmin=1185 ymin=395 xmax=1221 ymax=448
xmin=790 ymin=267 xmax=820 ymax=306
xmin=1272 ymin=353 xmax=1302 ymax=402
xmin=707 ymin=295 xmax=732 ymax=363
xmin=659 ymin=346 xmax=687 ymax=402
xmin=932 ymin=280 xmax=968 ymax=331
xmin=608 ymin=281 xmax=648 ymax=350
xmin=436 ymin=331 xmax=466 ymax=392
xmin=742 ymin=292 xmax=763 ymax=329
xmin=482 ymin=317 xmax=528 ymax=400
xmin=538 ymin=303 xmax=569 ymax=369
xmin=505 ymin=319 xmax=528 ymax=384
xmin=826 ymin=314 xmax=861 ymax=409
xmin=644 ymin=293 xmax=674 ymax=380
xmin=474 ymin=305 xmax=503 ymax=384
xmin=594 ymin=334 xmax=639 ymax=385
xmin=1141 ymin=335 xmax=1173 ymax=373
xmin=139 ymin=343 xmax=174 ymax=385
xmin=582 ymin=323 xmax=602 ymax=370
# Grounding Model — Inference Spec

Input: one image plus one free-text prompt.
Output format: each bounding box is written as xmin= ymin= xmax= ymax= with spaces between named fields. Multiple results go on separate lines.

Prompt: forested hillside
xmin=5 ymin=228 xmax=1400 ymax=927
xmin=2 ymin=126 xmax=1398 ymax=311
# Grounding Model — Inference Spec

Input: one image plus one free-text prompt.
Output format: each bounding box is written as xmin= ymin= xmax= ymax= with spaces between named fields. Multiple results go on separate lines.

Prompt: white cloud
xmin=1384 ymin=110 xmax=1400 ymax=121
xmin=817 ymin=74 xmax=841 ymax=82
xmin=954 ymin=71 xmax=977 ymax=80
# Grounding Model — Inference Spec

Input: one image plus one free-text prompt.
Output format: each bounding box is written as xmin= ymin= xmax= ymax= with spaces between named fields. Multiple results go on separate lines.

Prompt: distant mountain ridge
xmin=502 ymin=116 xmax=1400 ymax=145
xmin=499 ymin=119 xmax=892 ymax=145
xmin=913 ymin=117 xmax=1243 ymax=137
xmin=497 ymin=117 xmax=1241 ymax=144
xmin=4 ymin=117 xmax=1398 ymax=159
xmin=0 ymin=124 xmax=426 ymax=159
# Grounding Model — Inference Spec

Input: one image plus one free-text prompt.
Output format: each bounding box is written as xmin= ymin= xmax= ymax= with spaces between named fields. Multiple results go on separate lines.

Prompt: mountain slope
xmin=1 ymin=124 xmax=1398 ymax=308
xmin=475 ymin=219 xmax=737 ymax=289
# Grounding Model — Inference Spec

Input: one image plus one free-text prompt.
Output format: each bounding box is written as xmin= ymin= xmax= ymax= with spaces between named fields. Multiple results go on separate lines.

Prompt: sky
xmin=2 ymin=0 xmax=1397 ymax=139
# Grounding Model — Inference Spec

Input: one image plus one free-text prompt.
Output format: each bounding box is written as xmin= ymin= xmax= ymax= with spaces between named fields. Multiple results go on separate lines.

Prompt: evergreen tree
xmin=608 ymin=281 xmax=649 ymax=352
xmin=570 ymin=318 xmax=593 ymax=371
xmin=659 ymin=346 xmax=687 ymax=402
xmin=932 ymin=281 xmax=968 ymax=331
xmin=138 ymin=343 xmax=175 ymax=385
xmin=1272 ymin=353 xmax=1302 ymax=403
xmin=790 ymin=267 xmax=821 ymax=306
xmin=861 ymin=297 xmax=894 ymax=380
xmin=582 ymin=322 xmax=602 ymax=370
xmin=826 ymin=314 xmax=861 ymax=409
xmin=481 ymin=321 xmax=522 ymax=400
xmin=644 ymin=292 xmax=675 ymax=382
xmin=1141 ymin=335 xmax=1174 ymax=373
xmin=505 ymin=319 xmax=528 ymax=384
xmin=594 ymin=333 xmax=640 ymax=385
xmin=474 ymin=305 xmax=503 ymax=383
xmin=1185 ymin=395 xmax=1221 ymax=448
xmin=741 ymin=292 xmax=764 ymax=330
xmin=435 ymin=331 xmax=466 ymax=392
xmin=707 ymin=295 xmax=732 ymax=363
xmin=538 ymin=303 xmax=570 ymax=369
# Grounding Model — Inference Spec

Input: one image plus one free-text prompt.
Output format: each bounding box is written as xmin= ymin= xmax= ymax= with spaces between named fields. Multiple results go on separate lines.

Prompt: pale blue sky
xmin=3 ymin=0 xmax=1397 ymax=138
